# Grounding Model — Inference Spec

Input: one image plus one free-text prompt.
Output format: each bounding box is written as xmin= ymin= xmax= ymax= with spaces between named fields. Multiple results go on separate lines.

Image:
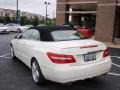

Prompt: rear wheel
xmin=31 ymin=59 xmax=46 ymax=85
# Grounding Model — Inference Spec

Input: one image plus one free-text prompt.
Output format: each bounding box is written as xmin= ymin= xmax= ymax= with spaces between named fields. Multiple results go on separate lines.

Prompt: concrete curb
xmin=105 ymin=42 xmax=120 ymax=49
xmin=90 ymin=37 xmax=120 ymax=49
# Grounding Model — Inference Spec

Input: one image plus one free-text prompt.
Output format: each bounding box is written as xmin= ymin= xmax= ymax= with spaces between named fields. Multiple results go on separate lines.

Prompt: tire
xmin=10 ymin=45 xmax=16 ymax=60
xmin=17 ymin=29 xmax=21 ymax=33
xmin=31 ymin=59 xmax=46 ymax=85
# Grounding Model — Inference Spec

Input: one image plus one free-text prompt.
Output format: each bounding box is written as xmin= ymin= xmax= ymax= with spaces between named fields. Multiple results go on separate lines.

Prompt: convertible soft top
xmin=29 ymin=26 xmax=76 ymax=41
xmin=30 ymin=26 xmax=75 ymax=32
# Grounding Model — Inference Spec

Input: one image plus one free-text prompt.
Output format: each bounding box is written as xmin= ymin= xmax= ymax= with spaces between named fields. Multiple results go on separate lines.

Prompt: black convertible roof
xmin=29 ymin=26 xmax=76 ymax=41
xmin=30 ymin=26 xmax=75 ymax=32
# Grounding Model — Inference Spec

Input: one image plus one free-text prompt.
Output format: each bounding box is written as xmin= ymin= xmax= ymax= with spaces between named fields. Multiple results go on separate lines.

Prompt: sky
xmin=0 ymin=0 xmax=56 ymax=18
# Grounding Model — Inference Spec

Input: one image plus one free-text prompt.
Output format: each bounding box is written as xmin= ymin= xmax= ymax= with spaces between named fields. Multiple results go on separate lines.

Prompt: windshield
xmin=51 ymin=30 xmax=86 ymax=41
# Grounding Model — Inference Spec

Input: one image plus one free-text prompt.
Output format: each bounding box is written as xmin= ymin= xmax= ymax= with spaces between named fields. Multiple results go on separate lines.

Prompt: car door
xmin=23 ymin=29 xmax=41 ymax=66
xmin=15 ymin=30 xmax=33 ymax=63
xmin=6 ymin=24 xmax=15 ymax=31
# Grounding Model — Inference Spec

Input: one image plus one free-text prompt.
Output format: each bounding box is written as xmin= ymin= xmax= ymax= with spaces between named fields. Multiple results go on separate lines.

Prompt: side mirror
xmin=14 ymin=35 xmax=18 ymax=39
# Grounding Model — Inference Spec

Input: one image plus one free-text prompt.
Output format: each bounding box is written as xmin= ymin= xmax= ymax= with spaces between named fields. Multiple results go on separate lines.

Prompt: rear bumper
xmin=42 ymin=60 xmax=112 ymax=83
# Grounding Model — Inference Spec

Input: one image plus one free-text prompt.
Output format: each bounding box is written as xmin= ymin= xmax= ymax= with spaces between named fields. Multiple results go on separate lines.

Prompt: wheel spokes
xmin=32 ymin=62 xmax=40 ymax=82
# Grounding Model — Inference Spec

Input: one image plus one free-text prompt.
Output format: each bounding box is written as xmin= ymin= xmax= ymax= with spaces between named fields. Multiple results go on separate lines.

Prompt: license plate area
xmin=84 ymin=52 xmax=96 ymax=62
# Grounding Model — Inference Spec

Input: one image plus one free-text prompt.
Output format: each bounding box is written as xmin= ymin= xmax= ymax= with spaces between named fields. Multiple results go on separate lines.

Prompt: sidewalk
xmin=91 ymin=36 xmax=120 ymax=48
xmin=104 ymin=42 xmax=120 ymax=48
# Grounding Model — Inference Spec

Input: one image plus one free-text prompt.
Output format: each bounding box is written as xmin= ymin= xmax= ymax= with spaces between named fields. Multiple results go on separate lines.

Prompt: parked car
xmin=77 ymin=28 xmax=93 ymax=38
xmin=11 ymin=26 xmax=112 ymax=85
xmin=59 ymin=24 xmax=70 ymax=27
xmin=25 ymin=25 xmax=33 ymax=28
xmin=6 ymin=23 xmax=28 ymax=33
xmin=0 ymin=24 xmax=10 ymax=34
xmin=38 ymin=24 xmax=46 ymax=26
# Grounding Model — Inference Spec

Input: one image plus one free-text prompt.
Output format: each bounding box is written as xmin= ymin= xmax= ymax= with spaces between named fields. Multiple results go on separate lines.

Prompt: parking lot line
xmin=1 ymin=57 xmax=11 ymax=59
xmin=108 ymin=73 xmax=120 ymax=76
xmin=112 ymin=63 xmax=120 ymax=68
xmin=0 ymin=53 xmax=10 ymax=58
xmin=111 ymin=56 xmax=120 ymax=59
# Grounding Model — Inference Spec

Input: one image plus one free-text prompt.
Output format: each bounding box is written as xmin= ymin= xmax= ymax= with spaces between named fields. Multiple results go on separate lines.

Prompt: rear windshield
xmin=51 ymin=30 xmax=86 ymax=41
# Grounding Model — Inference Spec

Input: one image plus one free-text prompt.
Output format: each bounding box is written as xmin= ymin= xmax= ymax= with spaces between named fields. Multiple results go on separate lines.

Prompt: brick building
xmin=56 ymin=0 xmax=120 ymax=43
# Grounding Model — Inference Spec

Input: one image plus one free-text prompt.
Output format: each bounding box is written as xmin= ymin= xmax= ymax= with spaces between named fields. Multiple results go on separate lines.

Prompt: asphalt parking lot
xmin=0 ymin=33 xmax=120 ymax=90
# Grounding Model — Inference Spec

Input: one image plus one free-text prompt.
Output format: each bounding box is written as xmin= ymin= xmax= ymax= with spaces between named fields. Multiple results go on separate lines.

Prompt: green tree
xmin=5 ymin=15 xmax=11 ymax=24
xmin=20 ymin=16 xmax=27 ymax=26
xmin=11 ymin=17 xmax=16 ymax=23
xmin=26 ymin=19 xmax=30 ymax=25
xmin=40 ymin=18 xmax=46 ymax=24
xmin=0 ymin=17 xmax=4 ymax=23
xmin=32 ymin=16 xmax=39 ymax=26
xmin=46 ymin=18 xmax=56 ymax=26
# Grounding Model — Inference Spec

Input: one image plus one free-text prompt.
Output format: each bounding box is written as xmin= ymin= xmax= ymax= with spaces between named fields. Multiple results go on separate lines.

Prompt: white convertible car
xmin=10 ymin=26 xmax=112 ymax=85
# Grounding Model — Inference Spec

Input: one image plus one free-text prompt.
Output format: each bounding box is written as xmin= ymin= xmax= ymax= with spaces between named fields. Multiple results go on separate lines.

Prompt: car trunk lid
xmin=47 ymin=39 xmax=106 ymax=65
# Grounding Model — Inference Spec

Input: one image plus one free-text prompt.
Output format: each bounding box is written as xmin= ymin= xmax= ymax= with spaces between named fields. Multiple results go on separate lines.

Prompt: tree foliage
xmin=0 ymin=15 xmax=55 ymax=26
xmin=5 ymin=15 xmax=12 ymax=24
xmin=20 ymin=16 xmax=27 ymax=26
xmin=0 ymin=17 xmax=4 ymax=23
xmin=32 ymin=16 xmax=39 ymax=26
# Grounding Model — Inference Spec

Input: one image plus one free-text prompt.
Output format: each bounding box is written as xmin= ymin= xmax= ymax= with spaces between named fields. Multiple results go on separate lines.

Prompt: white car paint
xmin=0 ymin=24 xmax=10 ymax=33
xmin=11 ymin=31 xmax=112 ymax=83
xmin=6 ymin=24 xmax=28 ymax=32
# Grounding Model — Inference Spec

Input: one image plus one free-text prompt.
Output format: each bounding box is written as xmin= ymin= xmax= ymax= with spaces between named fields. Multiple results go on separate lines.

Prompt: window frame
xmin=18 ymin=29 xmax=33 ymax=40
xmin=18 ymin=29 xmax=41 ymax=41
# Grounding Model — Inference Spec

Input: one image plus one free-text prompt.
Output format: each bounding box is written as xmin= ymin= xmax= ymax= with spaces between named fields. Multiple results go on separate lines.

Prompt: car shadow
xmin=11 ymin=58 xmax=111 ymax=90
xmin=41 ymin=78 xmax=107 ymax=90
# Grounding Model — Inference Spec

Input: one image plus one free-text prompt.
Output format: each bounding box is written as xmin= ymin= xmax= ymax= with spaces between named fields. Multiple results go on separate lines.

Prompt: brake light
xmin=80 ymin=45 xmax=98 ymax=48
xmin=47 ymin=52 xmax=76 ymax=64
xmin=103 ymin=48 xmax=110 ymax=58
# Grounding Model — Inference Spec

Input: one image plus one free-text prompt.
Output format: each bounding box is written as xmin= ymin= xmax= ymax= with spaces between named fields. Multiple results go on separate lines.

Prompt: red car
xmin=77 ymin=28 xmax=93 ymax=38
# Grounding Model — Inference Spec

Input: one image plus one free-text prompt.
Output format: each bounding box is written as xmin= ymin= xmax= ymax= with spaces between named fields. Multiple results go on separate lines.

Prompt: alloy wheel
xmin=32 ymin=62 xmax=40 ymax=83
xmin=11 ymin=46 xmax=14 ymax=58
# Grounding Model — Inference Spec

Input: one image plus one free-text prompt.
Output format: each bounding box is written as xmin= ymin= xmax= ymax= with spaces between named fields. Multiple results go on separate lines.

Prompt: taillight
xmin=47 ymin=52 xmax=76 ymax=64
xmin=103 ymin=48 xmax=110 ymax=58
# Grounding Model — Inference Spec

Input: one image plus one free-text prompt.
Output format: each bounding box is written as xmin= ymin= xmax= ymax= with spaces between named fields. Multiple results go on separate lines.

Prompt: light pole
xmin=44 ymin=2 xmax=50 ymax=25
xmin=53 ymin=10 xmax=55 ymax=25
xmin=16 ymin=0 xmax=19 ymax=24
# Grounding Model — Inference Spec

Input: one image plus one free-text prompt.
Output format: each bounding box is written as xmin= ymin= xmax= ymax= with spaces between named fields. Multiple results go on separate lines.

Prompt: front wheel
xmin=10 ymin=45 xmax=16 ymax=60
xmin=31 ymin=59 xmax=46 ymax=85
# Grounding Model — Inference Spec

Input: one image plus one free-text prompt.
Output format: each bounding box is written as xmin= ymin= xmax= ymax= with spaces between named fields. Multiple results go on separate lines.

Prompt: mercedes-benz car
xmin=10 ymin=26 xmax=112 ymax=85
